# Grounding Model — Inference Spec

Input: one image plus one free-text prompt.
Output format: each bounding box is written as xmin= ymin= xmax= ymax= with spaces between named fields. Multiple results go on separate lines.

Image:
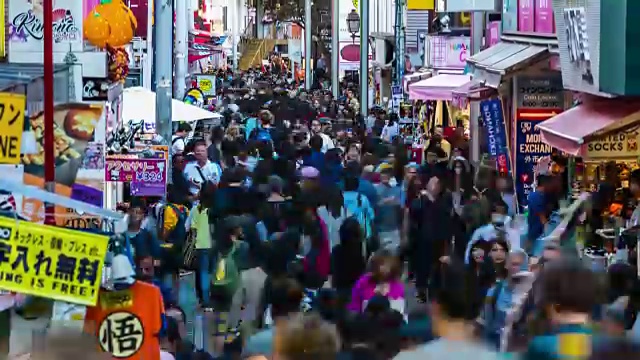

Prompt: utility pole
xmin=469 ymin=12 xmax=484 ymax=163
xmin=232 ymin=0 xmax=239 ymax=71
xmin=304 ymin=0 xmax=312 ymax=90
xmin=155 ymin=0 xmax=174 ymax=183
xmin=331 ymin=0 xmax=339 ymax=97
xmin=44 ymin=0 xmax=54 ymax=224
xmin=175 ymin=0 xmax=188 ymax=99
xmin=358 ymin=0 xmax=369 ymax=116
xmin=393 ymin=0 xmax=405 ymax=87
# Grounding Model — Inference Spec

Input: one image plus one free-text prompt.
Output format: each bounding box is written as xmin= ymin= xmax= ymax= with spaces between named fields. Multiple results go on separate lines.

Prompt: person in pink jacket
xmin=348 ymin=249 xmax=406 ymax=314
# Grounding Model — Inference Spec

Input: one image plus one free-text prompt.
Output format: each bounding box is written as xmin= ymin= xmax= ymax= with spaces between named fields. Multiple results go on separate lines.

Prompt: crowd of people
xmin=16 ymin=66 xmax=640 ymax=360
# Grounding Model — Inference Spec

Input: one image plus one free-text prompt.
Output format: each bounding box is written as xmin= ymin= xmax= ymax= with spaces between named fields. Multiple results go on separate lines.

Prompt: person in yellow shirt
xmin=159 ymin=190 xmax=190 ymax=285
xmin=423 ymin=127 xmax=452 ymax=163
xmin=190 ymin=186 xmax=215 ymax=306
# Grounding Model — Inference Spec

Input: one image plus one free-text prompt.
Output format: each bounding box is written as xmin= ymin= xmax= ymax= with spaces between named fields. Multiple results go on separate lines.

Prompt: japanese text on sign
xmin=515 ymin=118 xmax=553 ymax=209
xmin=0 ymin=217 xmax=108 ymax=305
xmin=516 ymin=75 xmax=564 ymax=109
xmin=105 ymin=157 xmax=166 ymax=183
xmin=0 ymin=93 xmax=26 ymax=164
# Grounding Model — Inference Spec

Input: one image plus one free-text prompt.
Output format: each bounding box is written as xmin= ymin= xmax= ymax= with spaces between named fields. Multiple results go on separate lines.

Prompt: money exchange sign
xmin=0 ymin=217 xmax=108 ymax=305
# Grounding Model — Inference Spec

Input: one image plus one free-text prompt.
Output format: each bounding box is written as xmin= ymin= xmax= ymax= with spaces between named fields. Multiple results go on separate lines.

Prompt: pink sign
xmin=518 ymin=0 xmax=534 ymax=32
xmin=534 ymin=0 xmax=554 ymax=34
xmin=487 ymin=21 xmax=501 ymax=48
xmin=105 ymin=157 xmax=167 ymax=183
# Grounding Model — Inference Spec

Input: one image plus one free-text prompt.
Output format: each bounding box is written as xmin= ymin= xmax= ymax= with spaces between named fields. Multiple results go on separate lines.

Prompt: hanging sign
xmin=105 ymin=156 xmax=166 ymax=184
xmin=585 ymin=128 xmax=640 ymax=159
xmin=195 ymin=75 xmax=216 ymax=97
xmin=0 ymin=217 xmax=108 ymax=305
xmin=514 ymin=109 xmax=556 ymax=209
xmin=426 ymin=35 xmax=470 ymax=69
xmin=0 ymin=92 xmax=26 ymax=164
xmin=480 ymin=98 xmax=511 ymax=175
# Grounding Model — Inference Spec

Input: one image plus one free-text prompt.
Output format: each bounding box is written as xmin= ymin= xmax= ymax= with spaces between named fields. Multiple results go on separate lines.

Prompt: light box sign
xmin=426 ymin=35 xmax=470 ymax=70
xmin=586 ymin=128 xmax=640 ymax=159
xmin=518 ymin=0 xmax=535 ymax=32
xmin=535 ymin=0 xmax=555 ymax=34
xmin=437 ymin=0 xmax=500 ymax=11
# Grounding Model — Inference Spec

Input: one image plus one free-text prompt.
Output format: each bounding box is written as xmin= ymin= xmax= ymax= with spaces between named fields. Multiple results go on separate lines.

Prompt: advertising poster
xmin=0 ymin=217 xmax=108 ymax=305
xmin=20 ymin=104 xmax=106 ymax=227
xmin=480 ymin=99 xmax=511 ymax=175
xmin=195 ymin=75 xmax=216 ymax=97
xmin=514 ymin=110 xmax=554 ymax=209
xmin=0 ymin=92 xmax=26 ymax=164
xmin=518 ymin=0 xmax=534 ymax=32
xmin=8 ymin=0 xmax=83 ymax=53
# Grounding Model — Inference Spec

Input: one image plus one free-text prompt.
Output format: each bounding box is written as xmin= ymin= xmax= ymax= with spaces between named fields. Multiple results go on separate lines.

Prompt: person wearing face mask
xmin=374 ymin=165 xmax=403 ymax=252
xmin=381 ymin=114 xmax=400 ymax=143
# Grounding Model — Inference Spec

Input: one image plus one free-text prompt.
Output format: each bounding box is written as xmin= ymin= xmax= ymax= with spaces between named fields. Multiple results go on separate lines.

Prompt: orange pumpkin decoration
xmin=83 ymin=0 xmax=138 ymax=48
xmin=83 ymin=10 xmax=111 ymax=48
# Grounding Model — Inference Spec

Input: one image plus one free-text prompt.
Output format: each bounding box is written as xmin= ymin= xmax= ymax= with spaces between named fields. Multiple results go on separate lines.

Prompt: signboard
xmin=391 ymin=85 xmax=403 ymax=114
xmin=480 ymin=99 xmax=510 ymax=175
xmin=585 ymin=128 xmax=640 ymax=159
xmin=288 ymin=39 xmax=302 ymax=64
xmin=435 ymin=0 xmax=499 ymax=11
xmin=535 ymin=0 xmax=555 ymax=34
xmin=8 ymin=0 xmax=83 ymax=53
xmin=0 ymin=217 xmax=108 ymax=306
xmin=516 ymin=74 xmax=564 ymax=109
xmin=518 ymin=0 xmax=534 ymax=32
xmin=0 ymin=92 xmax=26 ymax=164
xmin=552 ymin=0 xmax=606 ymax=96
xmin=426 ymin=35 xmax=470 ymax=69
xmin=502 ymin=0 xmax=518 ymax=32
xmin=105 ymin=156 xmax=166 ymax=184
xmin=0 ymin=0 xmax=5 ymax=58
xmin=195 ymin=75 xmax=216 ymax=97
xmin=82 ymin=78 xmax=110 ymax=101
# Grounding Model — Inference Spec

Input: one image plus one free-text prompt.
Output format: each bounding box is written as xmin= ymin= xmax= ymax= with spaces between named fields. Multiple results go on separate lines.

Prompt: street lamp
xmin=346 ymin=9 xmax=360 ymax=43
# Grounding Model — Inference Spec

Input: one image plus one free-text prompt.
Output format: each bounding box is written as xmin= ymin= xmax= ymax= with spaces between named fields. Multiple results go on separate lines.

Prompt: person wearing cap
xmin=172 ymin=122 xmax=192 ymax=155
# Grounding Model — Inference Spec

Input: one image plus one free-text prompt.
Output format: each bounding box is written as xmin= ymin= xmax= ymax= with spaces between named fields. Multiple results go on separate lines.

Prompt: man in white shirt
xmin=171 ymin=122 xmax=192 ymax=155
xmin=183 ymin=141 xmax=222 ymax=195
xmin=308 ymin=118 xmax=334 ymax=153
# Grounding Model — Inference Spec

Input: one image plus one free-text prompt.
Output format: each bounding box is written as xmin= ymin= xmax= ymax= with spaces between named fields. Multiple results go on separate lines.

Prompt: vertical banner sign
xmin=391 ymin=85 xmax=403 ymax=114
xmin=515 ymin=74 xmax=563 ymax=209
xmin=0 ymin=92 xmax=26 ymax=164
xmin=518 ymin=0 xmax=534 ymax=32
xmin=480 ymin=99 xmax=511 ymax=175
xmin=534 ymin=0 xmax=554 ymax=34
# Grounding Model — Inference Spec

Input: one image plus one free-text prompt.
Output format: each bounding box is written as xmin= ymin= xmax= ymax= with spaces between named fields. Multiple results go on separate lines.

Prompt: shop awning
xmin=467 ymin=41 xmax=550 ymax=88
xmin=537 ymin=100 xmax=640 ymax=155
xmin=451 ymin=79 xmax=496 ymax=108
xmin=408 ymin=74 xmax=473 ymax=101
xmin=403 ymin=71 xmax=432 ymax=92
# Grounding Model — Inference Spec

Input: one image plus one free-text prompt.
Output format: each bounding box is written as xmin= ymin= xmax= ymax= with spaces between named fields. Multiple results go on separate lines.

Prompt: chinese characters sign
xmin=515 ymin=111 xmax=555 ymax=208
xmin=0 ymin=92 xmax=26 ymax=164
xmin=8 ymin=0 xmax=83 ymax=53
xmin=480 ymin=99 xmax=511 ymax=175
xmin=0 ymin=217 xmax=108 ymax=305
xmin=105 ymin=156 xmax=166 ymax=184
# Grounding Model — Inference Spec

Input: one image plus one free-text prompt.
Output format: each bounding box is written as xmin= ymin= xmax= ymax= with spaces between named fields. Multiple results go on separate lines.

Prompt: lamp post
xmin=347 ymin=10 xmax=360 ymax=43
xmin=349 ymin=2 xmax=369 ymax=118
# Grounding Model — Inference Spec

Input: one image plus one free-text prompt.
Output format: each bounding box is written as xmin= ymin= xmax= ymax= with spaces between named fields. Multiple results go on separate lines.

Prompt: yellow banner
xmin=0 ymin=92 xmax=26 ymax=164
xmin=585 ymin=128 xmax=640 ymax=159
xmin=0 ymin=217 xmax=108 ymax=306
xmin=407 ymin=0 xmax=434 ymax=10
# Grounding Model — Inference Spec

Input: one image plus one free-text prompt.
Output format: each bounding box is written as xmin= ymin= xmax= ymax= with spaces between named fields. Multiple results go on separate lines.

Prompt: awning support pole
xmin=44 ymin=0 xmax=55 ymax=224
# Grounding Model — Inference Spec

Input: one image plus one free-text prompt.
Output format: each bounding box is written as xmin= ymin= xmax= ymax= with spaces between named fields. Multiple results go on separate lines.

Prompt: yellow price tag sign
xmin=0 ymin=217 xmax=108 ymax=306
xmin=198 ymin=78 xmax=212 ymax=93
xmin=0 ymin=92 xmax=26 ymax=164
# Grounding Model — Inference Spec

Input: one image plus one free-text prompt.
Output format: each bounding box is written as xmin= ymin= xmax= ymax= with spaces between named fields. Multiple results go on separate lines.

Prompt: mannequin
xmin=85 ymin=254 xmax=165 ymax=360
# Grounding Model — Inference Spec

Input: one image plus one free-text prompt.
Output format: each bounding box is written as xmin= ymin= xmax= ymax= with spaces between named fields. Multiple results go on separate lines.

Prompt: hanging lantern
xmin=83 ymin=9 xmax=111 ymax=48
xmin=84 ymin=0 xmax=137 ymax=48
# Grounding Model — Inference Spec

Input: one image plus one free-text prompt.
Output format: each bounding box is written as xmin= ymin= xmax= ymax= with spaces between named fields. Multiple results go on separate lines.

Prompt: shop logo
xmin=10 ymin=8 xmax=79 ymax=43
xmin=0 ymin=226 xmax=12 ymax=240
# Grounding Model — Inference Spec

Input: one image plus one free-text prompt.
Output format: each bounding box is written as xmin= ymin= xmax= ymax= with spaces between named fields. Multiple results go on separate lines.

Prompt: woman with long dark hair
xmin=331 ymin=218 xmax=367 ymax=305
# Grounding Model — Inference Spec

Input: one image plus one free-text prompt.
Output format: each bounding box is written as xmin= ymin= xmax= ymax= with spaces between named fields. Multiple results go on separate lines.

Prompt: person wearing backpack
xmin=209 ymin=216 xmax=249 ymax=355
xmin=160 ymin=191 xmax=190 ymax=288
xmin=172 ymin=122 xmax=192 ymax=155
xmin=342 ymin=176 xmax=375 ymax=256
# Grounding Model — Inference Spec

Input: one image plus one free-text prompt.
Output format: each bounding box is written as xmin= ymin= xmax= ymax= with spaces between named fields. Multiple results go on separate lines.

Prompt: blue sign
xmin=515 ymin=118 xmax=553 ymax=209
xmin=480 ymin=99 xmax=510 ymax=175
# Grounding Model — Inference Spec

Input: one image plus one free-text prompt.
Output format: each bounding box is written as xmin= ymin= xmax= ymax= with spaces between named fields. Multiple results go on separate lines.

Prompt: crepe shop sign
xmin=105 ymin=157 xmax=166 ymax=183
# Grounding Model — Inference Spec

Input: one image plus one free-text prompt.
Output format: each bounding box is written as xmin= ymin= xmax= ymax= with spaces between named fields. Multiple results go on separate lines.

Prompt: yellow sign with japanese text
xmin=0 ymin=92 xmax=26 ymax=164
xmin=0 ymin=217 xmax=108 ymax=306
